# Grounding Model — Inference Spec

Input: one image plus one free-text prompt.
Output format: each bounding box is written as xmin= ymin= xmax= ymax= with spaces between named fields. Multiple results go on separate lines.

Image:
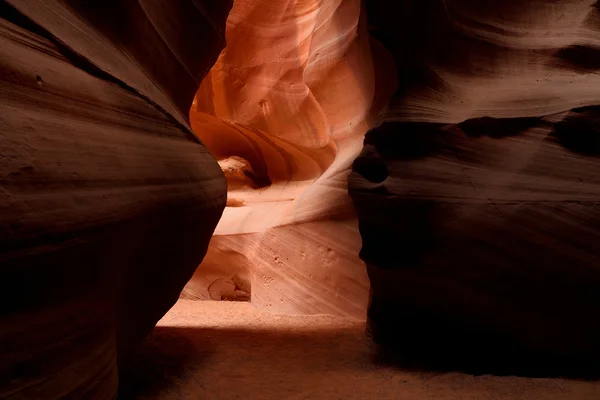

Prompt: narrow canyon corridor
xmin=1 ymin=1 xmax=600 ymax=399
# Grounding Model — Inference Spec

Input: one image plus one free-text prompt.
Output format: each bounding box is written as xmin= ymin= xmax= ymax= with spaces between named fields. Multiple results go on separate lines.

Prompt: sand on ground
xmin=120 ymin=300 xmax=599 ymax=400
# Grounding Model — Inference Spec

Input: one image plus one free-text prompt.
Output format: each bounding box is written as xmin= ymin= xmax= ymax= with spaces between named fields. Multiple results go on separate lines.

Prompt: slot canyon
xmin=1 ymin=0 xmax=599 ymax=399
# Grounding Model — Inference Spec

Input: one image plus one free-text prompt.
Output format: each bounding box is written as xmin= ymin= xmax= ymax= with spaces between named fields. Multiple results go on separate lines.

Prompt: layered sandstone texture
xmin=0 ymin=1 xmax=229 ymax=399
xmin=2 ymin=1 xmax=600 ymax=399
xmin=368 ymin=0 xmax=600 ymax=123
xmin=185 ymin=0 xmax=396 ymax=318
xmin=351 ymin=0 xmax=600 ymax=365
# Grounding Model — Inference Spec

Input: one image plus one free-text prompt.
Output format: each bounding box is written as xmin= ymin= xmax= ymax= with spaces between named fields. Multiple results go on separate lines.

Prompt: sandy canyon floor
xmin=119 ymin=300 xmax=599 ymax=400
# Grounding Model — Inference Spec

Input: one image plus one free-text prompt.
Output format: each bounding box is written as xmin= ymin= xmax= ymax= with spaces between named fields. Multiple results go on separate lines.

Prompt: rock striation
xmin=186 ymin=0 xmax=396 ymax=318
xmin=2 ymin=0 xmax=600 ymax=394
xmin=0 ymin=1 xmax=230 ymax=398
xmin=350 ymin=0 xmax=600 ymax=369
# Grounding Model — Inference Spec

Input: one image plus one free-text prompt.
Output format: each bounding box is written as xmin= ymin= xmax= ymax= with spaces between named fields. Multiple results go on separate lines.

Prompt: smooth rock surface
xmin=185 ymin=0 xmax=396 ymax=317
xmin=350 ymin=116 xmax=600 ymax=369
xmin=3 ymin=1 xmax=600 ymax=397
xmin=367 ymin=0 xmax=600 ymax=123
xmin=0 ymin=1 xmax=230 ymax=398
xmin=347 ymin=0 xmax=600 ymax=368
xmin=182 ymin=220 xmax=370 ymax=319
xmin=347 ymin=0 xmax=600 ymax=370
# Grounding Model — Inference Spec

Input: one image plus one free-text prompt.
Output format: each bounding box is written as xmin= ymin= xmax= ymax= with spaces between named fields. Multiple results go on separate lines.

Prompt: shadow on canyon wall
xmin=350 ymin=113 xmax=600 ymax=383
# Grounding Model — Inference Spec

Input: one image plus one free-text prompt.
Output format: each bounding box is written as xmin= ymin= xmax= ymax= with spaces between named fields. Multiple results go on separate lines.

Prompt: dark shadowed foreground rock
xmin=349 ymin=118 xmax=600 ymax=375
xmin=350 ymin=0 xmax=600 ymax=376
xmin=0 ymin=1 xmax=230 ymax=398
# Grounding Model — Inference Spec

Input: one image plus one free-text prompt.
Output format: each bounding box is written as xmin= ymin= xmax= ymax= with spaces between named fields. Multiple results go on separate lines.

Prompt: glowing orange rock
xmin=187 ymin=0 xmax=396 ymax=317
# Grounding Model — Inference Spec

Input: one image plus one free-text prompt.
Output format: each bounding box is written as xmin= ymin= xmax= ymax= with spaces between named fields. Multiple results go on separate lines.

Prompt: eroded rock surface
xmin=367 ymin=0 xmax=600 ymax=123
xmin=351 ymin=118 xmax=600 ymax=367
xmin=0 ymin=1 xmax=230 ymax=398
xmin=185 ymin=3 xmax=600 ymax=347
xmin=350 ymin=0 xmax=600 ymax=369
xmin=186 ymin=0 xmax=395 ymax=318
xmin=3 ymin=1 xmax=600 ymax=395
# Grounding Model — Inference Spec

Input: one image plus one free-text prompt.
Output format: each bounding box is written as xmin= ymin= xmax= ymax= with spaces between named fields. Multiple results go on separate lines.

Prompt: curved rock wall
xmin=351 ymin=0 xmax=600 ymax=367
xmin=367 ymin=0 xmax=600 ymax=123
xmin=0 ymin=1 xmax=230 ymax=398
xmin=186 ymin=0 xmax=396 ymax=318
xmin=184 ymin=0 xmax=600 ymax=348
xmin=3 ymin=0 xmax=600 ymax=394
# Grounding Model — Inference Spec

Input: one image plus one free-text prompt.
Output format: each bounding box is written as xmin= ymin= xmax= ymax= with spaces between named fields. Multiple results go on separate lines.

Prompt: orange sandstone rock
xmin=187 ymin=0 xmax=396 ymax=318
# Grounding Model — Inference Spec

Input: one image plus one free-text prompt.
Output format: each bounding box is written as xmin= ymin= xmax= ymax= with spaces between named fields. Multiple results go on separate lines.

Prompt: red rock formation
xmin=0 ymin=1 xmax=230 ymax=398
xmin=183 ymin=2 xmax=600 ymax=370
xmin=366 ymin=0 xmax=600 ymax=123
xmin=186 ymin=0 xmax=396 ymax=318
xmin=3 ymin=1 xmax=600 ymax=395
xmin=350 ymin=0 xmax=600 ymax=369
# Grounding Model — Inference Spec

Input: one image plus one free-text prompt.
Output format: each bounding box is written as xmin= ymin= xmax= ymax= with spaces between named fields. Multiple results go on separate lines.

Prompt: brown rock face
xmin=182 ymin=1 xmax=600 ymax=372
xmin=366 ymin=0 xmax=600 ymax=122
xmin=350 ymin=0 xmax=600 ymax=372
xmin=3 ymin=1 xmax=600 ymax=396
xmin=351 ymin=118 xmax=600 ymax=372
xmin=183 ymin=0 xmax=600 ymax=370
xmin=0 ymin=1 xmax=229 ymax=398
